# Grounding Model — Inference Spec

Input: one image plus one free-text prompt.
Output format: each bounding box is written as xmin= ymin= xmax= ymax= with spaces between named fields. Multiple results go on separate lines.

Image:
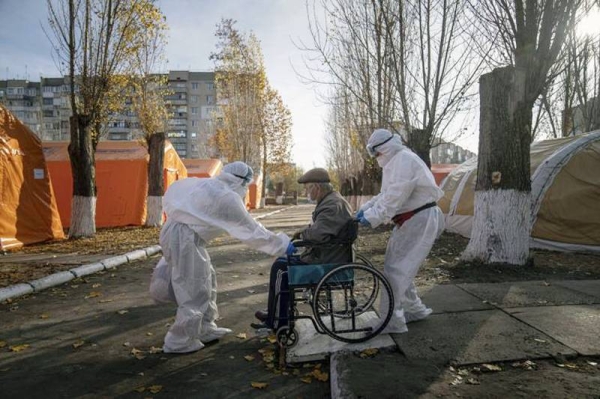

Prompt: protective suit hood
xmin=367 ymin=129 xmax=404 ymax=168
xmin=218 ymin=161 xmax=254 ymax=198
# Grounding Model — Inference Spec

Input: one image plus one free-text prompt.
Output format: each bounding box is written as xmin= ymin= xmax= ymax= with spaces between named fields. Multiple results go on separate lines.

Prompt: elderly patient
xmin=252 ymin=167 xmax=354 ymax=330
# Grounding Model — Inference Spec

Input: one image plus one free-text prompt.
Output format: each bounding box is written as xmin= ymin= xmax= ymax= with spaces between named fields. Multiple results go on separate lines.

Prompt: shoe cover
xmin=200 ymin=327 xmax=232 ymax=343
xmin=163 ymin=338 xmax=205 ymax=354
xmin=405 ymin=307 xmax=432 ymax=323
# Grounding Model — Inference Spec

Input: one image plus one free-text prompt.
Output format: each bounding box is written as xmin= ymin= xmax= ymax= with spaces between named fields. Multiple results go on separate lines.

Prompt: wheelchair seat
xmin=288 ymin=263 xmax=354 ymax=287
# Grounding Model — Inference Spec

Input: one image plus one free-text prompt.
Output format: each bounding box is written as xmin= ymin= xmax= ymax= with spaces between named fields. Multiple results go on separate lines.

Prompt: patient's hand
xmin=292 ymin=230 xmax=303 ymax=241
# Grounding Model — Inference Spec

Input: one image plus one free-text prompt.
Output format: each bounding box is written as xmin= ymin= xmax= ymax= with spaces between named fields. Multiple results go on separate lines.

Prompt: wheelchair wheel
xmin=318 ymin=254 xmax=380 ymax=319
xmin=312 ymin=263 xmax=394 ymax=344
xmin=276 ymin=326 xmax=298 ymax=348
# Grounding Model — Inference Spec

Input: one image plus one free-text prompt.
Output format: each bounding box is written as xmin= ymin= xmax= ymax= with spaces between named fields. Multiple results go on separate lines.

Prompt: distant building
xmin=430 ymin=141 xmax=475 ymax=164
xmin=0 ymin=70 xmax=218 ymax=159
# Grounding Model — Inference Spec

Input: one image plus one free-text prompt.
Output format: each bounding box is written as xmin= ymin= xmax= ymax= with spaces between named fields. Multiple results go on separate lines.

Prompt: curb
xmin=0 ymin=245 xmax=162 ymax=303
xmin=0 ymin=207 xmax=291 ymax=304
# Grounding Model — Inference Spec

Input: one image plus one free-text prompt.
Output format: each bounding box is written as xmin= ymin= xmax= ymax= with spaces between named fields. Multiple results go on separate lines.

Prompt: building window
xmin=43 ymin=98 xmax=53 ymax=105
xmin=191 ymin=132 xmax=197 ymax=138
xmin=43 ymin=110 xmax=54 ymax=117
xmin=190 ymin=95 xmax=198 ymax=103
xmin=206 ymin=82 xmax=214 ymax=91
xmin=7 ymin=88 xmax=14 ymax=94
xmin=206 ymin=95 xmax=214 ymax=105
xmin=191 ymin=120 xmax=198 ymax=127
xmin=191 ymin=107 xmax=198 ymax=114
xmin=191 ymin=82 xmax=199 ymax=90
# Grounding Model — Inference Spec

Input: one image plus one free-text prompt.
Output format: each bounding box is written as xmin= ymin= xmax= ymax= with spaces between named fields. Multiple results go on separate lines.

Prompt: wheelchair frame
xmin=271 ymin=228 xmax=395 ymax=348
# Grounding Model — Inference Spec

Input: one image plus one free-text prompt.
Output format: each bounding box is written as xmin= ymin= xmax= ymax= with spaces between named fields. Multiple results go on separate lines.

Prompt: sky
xmin=0 ymin=0 xmax=330 ymax=170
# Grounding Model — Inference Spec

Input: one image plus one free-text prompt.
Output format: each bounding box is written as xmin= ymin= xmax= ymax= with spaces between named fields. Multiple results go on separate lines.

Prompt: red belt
xmin=392 ymin=202 xmax=437 ymax=227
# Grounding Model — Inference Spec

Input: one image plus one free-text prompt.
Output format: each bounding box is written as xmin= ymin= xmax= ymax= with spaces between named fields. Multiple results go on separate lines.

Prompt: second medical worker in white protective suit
xmin=149 ymin=161 xmax=296 ymax=353
xmin=356 ymin=129 xmax=445 ymax=334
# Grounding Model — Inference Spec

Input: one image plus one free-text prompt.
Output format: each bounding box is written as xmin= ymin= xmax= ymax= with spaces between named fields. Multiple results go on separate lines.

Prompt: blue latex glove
xmin=358 ymin=216 xmax=371 ymax=228
xmin=356 ymin=209 xmax=364 ymax=220
xmin=286 ymin=242 xmax=298 ymax=256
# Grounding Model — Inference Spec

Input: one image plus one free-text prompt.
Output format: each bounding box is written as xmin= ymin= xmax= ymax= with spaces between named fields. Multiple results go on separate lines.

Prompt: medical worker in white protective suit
xmin=149 ymin=161 xmax=296 ymax=353
xmin=356 ymin=129 xmax=445 ymax=334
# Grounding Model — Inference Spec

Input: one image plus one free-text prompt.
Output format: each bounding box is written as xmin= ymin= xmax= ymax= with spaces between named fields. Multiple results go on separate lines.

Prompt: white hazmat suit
xmin=149 ymin=162 xmax=290 ymax=353
xmin=360 ymin=129 xmax=445 ymax=333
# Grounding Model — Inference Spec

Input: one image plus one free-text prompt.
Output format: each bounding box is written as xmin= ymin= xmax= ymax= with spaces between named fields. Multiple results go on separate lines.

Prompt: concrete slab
xmin=0 ymin=283 xmax=34 ymax=302
xmin=29 ymin=271 xmax=75 ymax=291
xmin=101 ymin=255 xmax=128 ymax=269
xmin=392 ymin=310 xmax=576 ymax=366
xmin=124 ymin=249 xmax=147 ymax=262
xmin=553 ymin=280 xmax=600 ymax=302
xmin=331 ymin=350 xmax=441 ymax=399
xmin=458 ymin=281 xmax=598 ymax=308
xmin=419 ymin=284 xmax=494 ymax=313
xmin=286 ymin=311 xmax=396 ymax=364
xmin=507 ymin=304 xmax=600 ymax=356
xmin=70 ymin=262 xmax=105 ymax=278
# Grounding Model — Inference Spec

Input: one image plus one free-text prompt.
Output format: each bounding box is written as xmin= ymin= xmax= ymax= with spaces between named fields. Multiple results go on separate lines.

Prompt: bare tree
xmin=463 ymin=0 xmax=583 ymax=265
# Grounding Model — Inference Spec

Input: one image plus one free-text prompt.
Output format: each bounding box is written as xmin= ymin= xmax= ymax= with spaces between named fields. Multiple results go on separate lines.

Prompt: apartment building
xmin=0 ymin=70 xmax=217 ymax=159
xmin=430 ymin=141 xmax=476 ymax=164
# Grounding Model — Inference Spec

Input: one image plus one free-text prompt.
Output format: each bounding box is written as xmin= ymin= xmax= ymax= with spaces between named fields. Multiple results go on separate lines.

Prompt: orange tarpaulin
xmin=246 ymin=172 xmax=263 ymax=210
xmin=183 ymin=158 xmax=223 ymax=178
xmin=43 ymin=140 xmax=187 ymax=228
xmin=431 ymin=163 xmax=459 ymax=186
xmin=0 ymin=105 xmax=64 ymax=250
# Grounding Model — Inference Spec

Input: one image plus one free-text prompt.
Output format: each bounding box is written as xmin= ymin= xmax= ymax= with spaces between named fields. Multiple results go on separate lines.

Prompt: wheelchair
xmin=272 ymin=220 xmax=395 ymax=348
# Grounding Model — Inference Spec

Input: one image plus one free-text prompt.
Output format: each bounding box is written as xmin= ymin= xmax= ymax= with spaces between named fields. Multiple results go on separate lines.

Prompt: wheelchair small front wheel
xmin=312 ymin=263 xmax=394 ymax=344
xmin=276 ymin=326 xmax=298 ymax=348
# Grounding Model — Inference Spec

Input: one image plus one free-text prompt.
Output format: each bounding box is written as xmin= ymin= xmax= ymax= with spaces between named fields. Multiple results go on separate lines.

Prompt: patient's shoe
xmin=405 ymin=308 xmax=432 ymax=323
xmin=250 ymin=322 xmax=269 ymax=330
xmin=200 ymin=327 xmax=232 ymax=343
xmin=254 ymin=310 xmax=268 ymax=322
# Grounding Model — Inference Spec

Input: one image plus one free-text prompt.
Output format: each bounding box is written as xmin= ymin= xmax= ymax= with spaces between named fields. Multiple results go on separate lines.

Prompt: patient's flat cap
xmin=297 ymin=168 xmax=331 ymax=183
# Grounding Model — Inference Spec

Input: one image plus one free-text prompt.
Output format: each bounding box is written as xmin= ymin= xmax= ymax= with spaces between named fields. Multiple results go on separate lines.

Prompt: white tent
xmin=439 ymin=131 xmax=600 ymax=252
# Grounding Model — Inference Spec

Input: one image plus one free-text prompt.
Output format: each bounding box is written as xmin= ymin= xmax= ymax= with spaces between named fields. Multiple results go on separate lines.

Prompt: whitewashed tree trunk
xmin=69 ymin=195 xmax=96 ymax=238
xmin=462 ymin=67 xmax=532 ymax=266
xmin=146 ymin=196 xmax=163 ymax=227
xmin=462 ymin=190 xmax=531 ymax=264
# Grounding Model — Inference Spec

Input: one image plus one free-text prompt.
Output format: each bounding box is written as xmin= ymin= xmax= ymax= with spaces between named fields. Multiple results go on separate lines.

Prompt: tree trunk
xmin=406 ymin=128 xmax=432 ymax=168
xmin=68 ymin=115 xmax=97 ymax=238
xmin=260 ymin=139 xmax=267 ymax=209
xmin=146 ymin=132 xmax=165 ymax=227
xmin=462 ymin=67 xmax=532 ymax=265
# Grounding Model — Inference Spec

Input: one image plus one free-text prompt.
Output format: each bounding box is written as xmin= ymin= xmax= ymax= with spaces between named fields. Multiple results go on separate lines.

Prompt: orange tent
xmin=431 ymin=163 xmax=459 ymax=186
xmin=182 ymin=158 xmax=223 ymax=178
xmin=43 ymin=140 xmax=187 ymax=228
xmin=0 ymin=105 xmax=64 ymax=250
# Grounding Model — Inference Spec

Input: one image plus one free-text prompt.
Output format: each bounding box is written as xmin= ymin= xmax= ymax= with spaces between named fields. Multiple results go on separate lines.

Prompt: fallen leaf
xmin=148 ymin=385 xmax=162 ymax=394
xmin=200 ymin=372 xmax=208 ymax=377
xmin=564 ymin=363 xmax=578 ymax=369
xmin=236 ymin=333 xmax=247 ymax=339
xmin=244 ymin=355 xmax=255 ymax=361
xmin=587 ymin=361 xmax=598 ymax=366
xmin=71 ymin=285 xmax=79 ymax=289
xmin=149 ymin=346 xmax=163 ymax=354
xmin=99 ymin=299 xmax=113 ymax=303
xmin=247 ymin=290 xmax=256 ymax=294
xmin=123 ymin=342 xmax=131 ymax=347
xmin=267 ymin=336 xmax=277 ymax=344
xmin=511 ymin=360 xmax=536 ymax=370
xmin=72 ymin=340 xmax=85 ymax=349
xmin=39 ymin=314 xmax=49 ymax=319
xmin=146 ymin=332 xmax=153 ymax=336
xmin=85 ymin=291 xmax=102 ymax=299
xmin=131 ymin=348 xmax=144 ymax=356
xmin=533 ymin=338 xmax=547 ymax=343
xmin=134 ymin=387 xmax=145 ymax=393
xmin=311 ymin=369 xmax=329 ymax=382
xmin=92 ymin=283 xmax=102 ymax=288
xmin=0 ymin=341 xmax=6 ymax=348
xmin=117 ymin=310 xmax=129 ymax=315
xmin=251 ymin=382 xmax=268 ymax=389
xmin=457 ymin=369 xmax=469 ymax=376
xmin=300 ymin=377 xmax=312 ymax=384
xmin=359 ymin=348 xmax=379 ymax=358
xmin=481 ymin=363 xmax=502 ymax=372
xmin=9 ymin=344 xmax=30 ymax=352
xmin=450 ymin=376 xmax=463 ymax=386
xmin=466 ymin=378 xmax=480 ymax=385
xmin=0 ymin=368 xmax=10 ymax=372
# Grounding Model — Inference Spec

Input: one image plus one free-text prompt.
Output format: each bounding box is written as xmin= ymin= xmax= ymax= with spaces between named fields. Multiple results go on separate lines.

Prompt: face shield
xmin=366 ymin=132 xmax=394 ymax=157
xmin=232 ymin=168 xmax=254 ymax=187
